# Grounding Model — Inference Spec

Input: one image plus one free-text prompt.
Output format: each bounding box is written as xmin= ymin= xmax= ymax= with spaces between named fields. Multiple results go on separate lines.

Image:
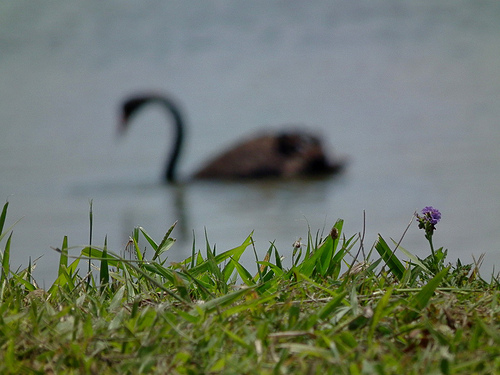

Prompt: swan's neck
xmin=153 ymin=97 xmax=184 ymax=183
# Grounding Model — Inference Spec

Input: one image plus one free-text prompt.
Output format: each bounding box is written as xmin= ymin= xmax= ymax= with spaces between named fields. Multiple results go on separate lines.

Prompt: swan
xmin=118 ymin=93 xmax=345 ymax=183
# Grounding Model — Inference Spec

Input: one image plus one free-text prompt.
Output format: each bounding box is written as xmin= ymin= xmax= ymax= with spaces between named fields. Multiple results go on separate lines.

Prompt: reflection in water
xmin=117 ymin=183 xmax=191 ymax=255
xmin=116 ymin=177 xmax=340 ymax=265
xmin=171 ymin=184 xmax=189 ymax=243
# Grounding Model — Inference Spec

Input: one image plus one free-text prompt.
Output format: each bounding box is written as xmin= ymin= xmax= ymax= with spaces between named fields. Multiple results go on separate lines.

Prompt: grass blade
xmin=222 ymin=234 xmax=252 ymax=283
xmin=0 ymin=202 xmax=21 ymax=244
xmin=80 ymin=246 xmax=122 ymax=268
xmin=404 ymin=267 xmax=449 ymax=322
xmin=188 ymin=235 xmax=253 ymax=278
xmin=131 ymin=236 xmax=144 ymax=262
xmin=152 ymin=222 xmax=177 ymax=261
xmin=273 ymin=245 xmax=284 ymax=270
xmin=367 ymin=287 xmax=394 ymax=346
xmin=203 ymin=231 xmax=225 ymax=291
xmin=47 ymin=258 xmax=81 ymax=295
xmin=1 ymin=232 xmax=12 ymax=284
xmin=58 ymin=236 xmax=68 ymax=277
xmin=317 ymin=290 xmax=349 ymax=321
xmin=0 ymin=201 xmax=8 ymax=236
xmin=390 ymin=238 xmax=431 ymax=274
xmin=411 ymin=267 xmax=449 ymax=310
xmin=100 ymin=236 xmax=109 ymax=291
xmin=194 ymin=286 xmax=254 ymax=314
xmin=139 ymin=226 xmax=158 ymax=251
xmin=256 ymin=261 xmax=284 ymax=278
xmin=87 ymin=200 xmax=93 ymax=288
xmin=375 ymin=235 xmax=405 ymax=281
xmin=230 ymin=258 xmax=255 ymax=286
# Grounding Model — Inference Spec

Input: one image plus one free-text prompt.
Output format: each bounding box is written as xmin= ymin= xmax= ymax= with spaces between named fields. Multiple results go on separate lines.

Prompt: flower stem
xmin=426 ymin=233 xmax=438 ymax=273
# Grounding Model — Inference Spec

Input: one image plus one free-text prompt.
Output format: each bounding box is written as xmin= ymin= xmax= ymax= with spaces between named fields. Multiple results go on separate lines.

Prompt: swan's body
xmin=118 ymin=93 xmax=344 ymax=183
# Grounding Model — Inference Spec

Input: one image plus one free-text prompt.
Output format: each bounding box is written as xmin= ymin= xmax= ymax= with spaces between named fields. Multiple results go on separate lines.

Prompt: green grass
xmin=0 ymin=201 xmax=499 ymax=374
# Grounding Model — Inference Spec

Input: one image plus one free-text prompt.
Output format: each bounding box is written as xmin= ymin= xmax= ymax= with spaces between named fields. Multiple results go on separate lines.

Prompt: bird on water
xmin=118 ymin=93 xmax=345 ymax=183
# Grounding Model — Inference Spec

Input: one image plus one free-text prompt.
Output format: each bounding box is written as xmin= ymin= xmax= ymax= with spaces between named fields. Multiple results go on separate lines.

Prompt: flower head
xmin=420 ymin=206 xmax=441 ymax=225
xmin=416 ymin=206 xmax=441 ymax=234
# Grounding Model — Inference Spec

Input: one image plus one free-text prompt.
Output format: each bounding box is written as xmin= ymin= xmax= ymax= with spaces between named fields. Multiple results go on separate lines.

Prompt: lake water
xmin=2 ymin=1 xmax=500 ymax=285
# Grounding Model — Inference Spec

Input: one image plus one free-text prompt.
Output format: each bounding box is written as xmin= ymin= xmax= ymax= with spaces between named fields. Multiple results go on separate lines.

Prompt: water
xmin=2 ymin=1 xmax=500 ymax=284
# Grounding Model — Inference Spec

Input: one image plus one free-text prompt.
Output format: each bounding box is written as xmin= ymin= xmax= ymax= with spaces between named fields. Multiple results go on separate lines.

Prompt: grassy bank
xmin=0 ymin=201 xmax=499 ymax=374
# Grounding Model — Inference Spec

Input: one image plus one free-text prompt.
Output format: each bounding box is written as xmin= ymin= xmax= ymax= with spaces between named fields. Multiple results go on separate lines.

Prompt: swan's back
xmin=194 ymin=131 xmax=343 ymax=180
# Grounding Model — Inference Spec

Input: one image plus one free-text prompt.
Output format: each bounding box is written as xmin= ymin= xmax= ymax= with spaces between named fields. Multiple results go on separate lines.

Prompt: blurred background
xmin=1 ymin=1 xmax=500 ymax=285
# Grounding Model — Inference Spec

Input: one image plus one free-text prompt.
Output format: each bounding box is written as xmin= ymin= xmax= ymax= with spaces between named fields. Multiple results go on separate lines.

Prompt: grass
xmin=0 ymin=201 xmax=499 ymax=374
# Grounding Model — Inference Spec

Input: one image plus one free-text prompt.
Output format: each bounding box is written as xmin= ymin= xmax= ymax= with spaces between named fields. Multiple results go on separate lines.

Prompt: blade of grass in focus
xmin=375 ymin=235 xmax=405 ymax=281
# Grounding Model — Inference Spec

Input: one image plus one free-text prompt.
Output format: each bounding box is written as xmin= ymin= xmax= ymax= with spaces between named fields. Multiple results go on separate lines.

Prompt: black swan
xmin=118 ymin=93 xmax=345 ymax=183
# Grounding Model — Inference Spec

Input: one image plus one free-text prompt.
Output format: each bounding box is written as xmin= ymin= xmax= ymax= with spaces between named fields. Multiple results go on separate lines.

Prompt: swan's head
xmin=117 ymin=93 xmax=183 ymax=136
xmin=118 ymin=95 xmax=154 ymax=134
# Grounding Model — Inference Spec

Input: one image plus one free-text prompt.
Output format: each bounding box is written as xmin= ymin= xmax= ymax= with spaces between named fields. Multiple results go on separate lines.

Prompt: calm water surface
xmin=2 ymin=1 xmax=500 ymax=284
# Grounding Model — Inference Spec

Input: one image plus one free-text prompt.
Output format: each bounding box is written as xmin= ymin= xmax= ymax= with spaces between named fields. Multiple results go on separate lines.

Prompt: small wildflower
xmin=416 ymin=206 xmax=441 ymax=234
xmin=420 ymin=206 xmax=441 ymax=225
xmin=415 ymin=206 xmax=442 ymax=273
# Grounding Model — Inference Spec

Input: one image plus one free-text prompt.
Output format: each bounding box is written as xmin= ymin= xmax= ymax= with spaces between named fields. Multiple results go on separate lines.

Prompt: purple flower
xmin=419 ymin=206 xmax=441 ymax=225
xmin=416 ymin=206 xmax=441 ymax=236
xmin=415 ymin=207 xmax=442 ymax=271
